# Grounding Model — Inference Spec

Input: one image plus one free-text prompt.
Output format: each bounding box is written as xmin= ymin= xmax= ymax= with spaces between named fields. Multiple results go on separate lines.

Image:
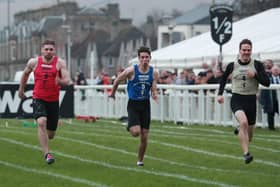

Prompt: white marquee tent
xmin=130 ymin=8 xmax=280 ymax=69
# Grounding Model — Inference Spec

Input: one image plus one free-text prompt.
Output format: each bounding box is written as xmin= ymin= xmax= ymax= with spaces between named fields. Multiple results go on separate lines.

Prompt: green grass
xmin=0 ymin=118 xmax=279 ymax=187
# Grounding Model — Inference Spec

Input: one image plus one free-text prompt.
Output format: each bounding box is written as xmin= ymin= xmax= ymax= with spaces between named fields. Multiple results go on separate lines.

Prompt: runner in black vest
xmin=217 ymin=39 xmax=270 ymax=164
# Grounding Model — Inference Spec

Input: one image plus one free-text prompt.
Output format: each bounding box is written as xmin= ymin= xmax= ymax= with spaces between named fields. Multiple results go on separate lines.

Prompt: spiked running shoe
xmin=234 ymin=127 xmax=239 ymax=135
xmin=137 ymin=161 xmax=144 ymax=166
xmin=45 ymin=153 xmax=55 ymax=165
xmin=244 ymin=152 xmax=253 ymax=164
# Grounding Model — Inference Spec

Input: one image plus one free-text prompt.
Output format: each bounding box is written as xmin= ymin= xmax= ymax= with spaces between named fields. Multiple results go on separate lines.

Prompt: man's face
xmin=265 ymin=60 xmax=273 ymax=70
xmin=138 ymin=52 xmax=151 ymax=67
xmin=239 ymin=44 xmax=252 ymax=62
xmin=41 ymin=44 xmax=56 ymax=61
xmin=271 ymin=67 xmax=279 ymax=76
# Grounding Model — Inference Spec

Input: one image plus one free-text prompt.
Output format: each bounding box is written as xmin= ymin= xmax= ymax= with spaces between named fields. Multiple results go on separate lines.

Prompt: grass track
xmin=0 ymin=118 xmax=279 ymax=187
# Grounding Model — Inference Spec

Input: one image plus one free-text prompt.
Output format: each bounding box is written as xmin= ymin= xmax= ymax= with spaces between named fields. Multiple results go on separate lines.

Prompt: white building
xmin=157 ymin=4 xmax=211 ymax=49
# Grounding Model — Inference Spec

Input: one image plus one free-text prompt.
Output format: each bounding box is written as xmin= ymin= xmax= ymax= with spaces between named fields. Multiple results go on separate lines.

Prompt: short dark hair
xmin=42 ymin=39 xmax=55 ymax=47
xmin=239 ymin=39 xmax=252 ymax=50
xmin=137 ymin=46 xmax=151 ymax=57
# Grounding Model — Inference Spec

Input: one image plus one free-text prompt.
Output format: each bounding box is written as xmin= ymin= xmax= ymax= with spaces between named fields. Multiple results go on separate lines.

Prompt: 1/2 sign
xmin=210 ymin=5 xmax=233 ymax=45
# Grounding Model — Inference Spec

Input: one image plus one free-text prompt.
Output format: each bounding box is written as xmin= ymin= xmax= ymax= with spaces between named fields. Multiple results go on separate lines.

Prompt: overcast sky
xmin=0 ymin=0 xmax=218 ymax=29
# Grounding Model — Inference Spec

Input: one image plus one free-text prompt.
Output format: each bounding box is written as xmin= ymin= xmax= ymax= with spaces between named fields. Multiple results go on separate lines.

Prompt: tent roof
xmin=130 ymin=8 xmax=280 ymax=68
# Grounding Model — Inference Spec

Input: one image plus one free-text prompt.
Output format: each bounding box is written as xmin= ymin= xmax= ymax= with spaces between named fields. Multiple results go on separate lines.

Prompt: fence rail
xmin=74 ymin=84 xmax=280 ymax=128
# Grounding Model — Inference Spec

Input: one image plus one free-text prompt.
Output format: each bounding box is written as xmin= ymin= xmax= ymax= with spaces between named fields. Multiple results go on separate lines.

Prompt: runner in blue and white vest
xmin=109 ymin=46 xmax=159 ymax=166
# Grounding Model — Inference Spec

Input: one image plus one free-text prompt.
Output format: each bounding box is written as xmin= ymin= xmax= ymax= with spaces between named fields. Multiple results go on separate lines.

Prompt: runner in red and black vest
xmin=18 ymin=39 xmax=70 ymax=164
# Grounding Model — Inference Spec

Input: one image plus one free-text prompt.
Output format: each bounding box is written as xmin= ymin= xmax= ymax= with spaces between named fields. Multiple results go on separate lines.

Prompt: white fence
xmin=74 ymin=84 xmax=280 ymax=128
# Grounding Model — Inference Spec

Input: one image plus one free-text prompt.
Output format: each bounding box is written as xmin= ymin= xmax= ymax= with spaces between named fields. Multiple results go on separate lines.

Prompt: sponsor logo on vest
xmin=41 ymin=64 xmax=53 ymax=68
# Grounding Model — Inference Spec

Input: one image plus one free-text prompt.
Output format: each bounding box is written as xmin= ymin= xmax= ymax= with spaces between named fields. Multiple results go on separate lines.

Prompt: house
xmin=157 ymin=4 xmax=211 ymax=49
xmin=102 ymin=27 xmax=150 ymax=76
xmin=71 ymin=30 xmax=111 ymax=79
xmin=0 ymin=2 xmax=136 ymax=81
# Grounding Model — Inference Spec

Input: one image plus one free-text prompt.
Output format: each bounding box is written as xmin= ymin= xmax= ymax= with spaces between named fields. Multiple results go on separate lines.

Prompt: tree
xmin=233 ymin=0 xmax=280 ymax=19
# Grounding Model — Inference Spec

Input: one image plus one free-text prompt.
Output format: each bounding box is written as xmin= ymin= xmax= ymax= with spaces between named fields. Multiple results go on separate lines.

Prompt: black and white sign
xmin=210 ymin=4 xmax=233 ymax=45
xmin=0 ymin=83 xmax=74 ymax=118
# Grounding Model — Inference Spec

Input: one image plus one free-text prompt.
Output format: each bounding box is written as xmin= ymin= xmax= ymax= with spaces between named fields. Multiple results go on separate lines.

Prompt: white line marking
xmin=149 ymin=131 xmax=280 ymax=153
xmin=2 ymin=127 xmax=280 ymax=167
xmin=95 ymin=119 xmax=280 ymax=140
xmin=1 ymin=129 xmax=278 ymax=177
xmin=4 ymin=125 xmax=280 ymax=155
xmin=0 ymin=137 xmax=237 ymax=187
xmin=60 ymin=127 xmax=280 ymax=167
xmin=57 ymin=136 xmax=279 ymax=177
xmin=63 ymin=126 xmax=280 ymax=151
xmin=150 ymin=140 xmax=280 ymax=167
xmin=0 ymin=160 xmax=109 ymax=187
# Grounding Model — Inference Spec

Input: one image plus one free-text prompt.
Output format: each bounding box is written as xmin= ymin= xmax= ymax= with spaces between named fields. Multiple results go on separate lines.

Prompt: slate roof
xmin=103 ymin=27 xmax=147 ymax=57
xmin=173 ymin=4 xmax=211 ymax=25
xmin=38 ymin=16 xmax=65 ymax=32
xmin=78 ymin=7 xmax=105 ymax=16
xmin=71 ymin=30 xmax=111 ymax=59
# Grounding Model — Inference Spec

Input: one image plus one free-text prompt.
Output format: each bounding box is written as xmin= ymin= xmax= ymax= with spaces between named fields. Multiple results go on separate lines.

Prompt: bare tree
xmin=233 ymin=0 xmax=280 ymax=19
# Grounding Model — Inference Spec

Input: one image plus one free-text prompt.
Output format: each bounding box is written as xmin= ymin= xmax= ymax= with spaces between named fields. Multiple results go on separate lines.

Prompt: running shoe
xmin=45 ymin=153 xmax=55 ymax=165
xmin=137 ymin=161 xmax=144 ymax=166
xmin=244 ymin=152 xmax=253 ymax=164
xmin=234 ymin=127 xmax=239 ymax=135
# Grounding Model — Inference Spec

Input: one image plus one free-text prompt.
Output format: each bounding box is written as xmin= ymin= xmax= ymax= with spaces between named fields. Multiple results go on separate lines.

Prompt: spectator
xmin=186 ymin=71 xmax=196 ymax=85
xmin=264 ymin=59 xmax=274 ymax=74
xmin=77 ymin=72 xmax=87 ymax=101
xmin=175 ymin=71 xmax=186 ymax=85
xmin=99 ymin=72 xmax=111 ymax=94
xmin=259 ymin=64 xmax=280 ymax=130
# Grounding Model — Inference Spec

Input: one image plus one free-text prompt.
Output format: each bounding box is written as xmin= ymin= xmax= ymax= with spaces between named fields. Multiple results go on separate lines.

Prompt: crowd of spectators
xmin=158 ymin=61 xmax=226 ymax=85
xmin=75 ymin=59 xmax=279 ymax=87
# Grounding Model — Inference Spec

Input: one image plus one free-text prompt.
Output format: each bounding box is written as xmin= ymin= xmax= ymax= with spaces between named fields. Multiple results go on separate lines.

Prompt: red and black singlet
xmin=33 ymin=56 xmax=60 ymax=102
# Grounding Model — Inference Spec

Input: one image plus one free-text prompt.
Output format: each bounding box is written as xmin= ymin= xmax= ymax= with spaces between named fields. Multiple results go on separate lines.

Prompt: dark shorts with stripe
xmin=127 ymin=99 xmax=151 ymax=130
xmin=33 ymin=99 xmax=59 ymax=131
xmin=231 ymin=93 xmax=256 ymax=125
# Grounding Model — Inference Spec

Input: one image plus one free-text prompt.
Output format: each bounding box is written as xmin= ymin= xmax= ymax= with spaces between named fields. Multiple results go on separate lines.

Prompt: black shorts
xmin=231 ymin=93 xmax=256 ymax=125
xmin=33 ymin=99 xmax=59 ymax=131
xmin=127 ymin=99 xmax=151 ymax=130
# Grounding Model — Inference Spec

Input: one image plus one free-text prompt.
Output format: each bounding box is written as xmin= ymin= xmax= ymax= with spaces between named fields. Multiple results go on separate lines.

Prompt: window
xmin=107 ymin=57 xmax=114 ymax=67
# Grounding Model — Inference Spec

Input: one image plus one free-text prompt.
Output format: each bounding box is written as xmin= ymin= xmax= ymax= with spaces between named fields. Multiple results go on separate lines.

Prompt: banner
xmin=0 ymin=83 xmax=74 ymax=118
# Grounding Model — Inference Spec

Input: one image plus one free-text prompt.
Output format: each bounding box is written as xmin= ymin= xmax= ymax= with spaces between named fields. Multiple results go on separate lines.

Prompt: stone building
xmin=0 ymin=1 xmax=150 ymax=81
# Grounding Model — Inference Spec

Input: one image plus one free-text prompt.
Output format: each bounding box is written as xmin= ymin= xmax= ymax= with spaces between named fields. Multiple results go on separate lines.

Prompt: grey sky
xmin=0 ymin=0 xmax=215 ymax=29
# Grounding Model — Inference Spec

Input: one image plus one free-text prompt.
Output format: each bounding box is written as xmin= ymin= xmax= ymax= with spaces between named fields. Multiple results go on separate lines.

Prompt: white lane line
xmin=61 ymin=120 xmax=280 ymax=143
xmin=61 ymin=126 xmax=280 ymax=153
xmin=0 ymin=129 xmax=278 ymax=178
xmin=0 ymin=137 xmax=237 ymax=187
xmin=2 ymin=127 xmax=280 ymax=168
xmin=64 ymin=128 xmax=280 ymax=167
xmin=0 ymin=160 xmax=109 ymax=187
xmin=5 ymin=125 xmax=280 ymax=156
xmin=4 ymin=126 xmax=280 ymax=156
xmin=57 ymin=136 xmax=278 ymax=177
xmin=151 ymin=129 xmax=280 ymax=144
xmin=65 ymin=126 xmax=280 ymax=167
xmin=61 ymin=122 xmax=280 ymax=145
xmin=97 ymin=119 xmax=280 ymax=139
xmin=150 ymin=132 xmax=280 ymax=153
xmin=150 ymin=140 xmax=280 ymax=167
